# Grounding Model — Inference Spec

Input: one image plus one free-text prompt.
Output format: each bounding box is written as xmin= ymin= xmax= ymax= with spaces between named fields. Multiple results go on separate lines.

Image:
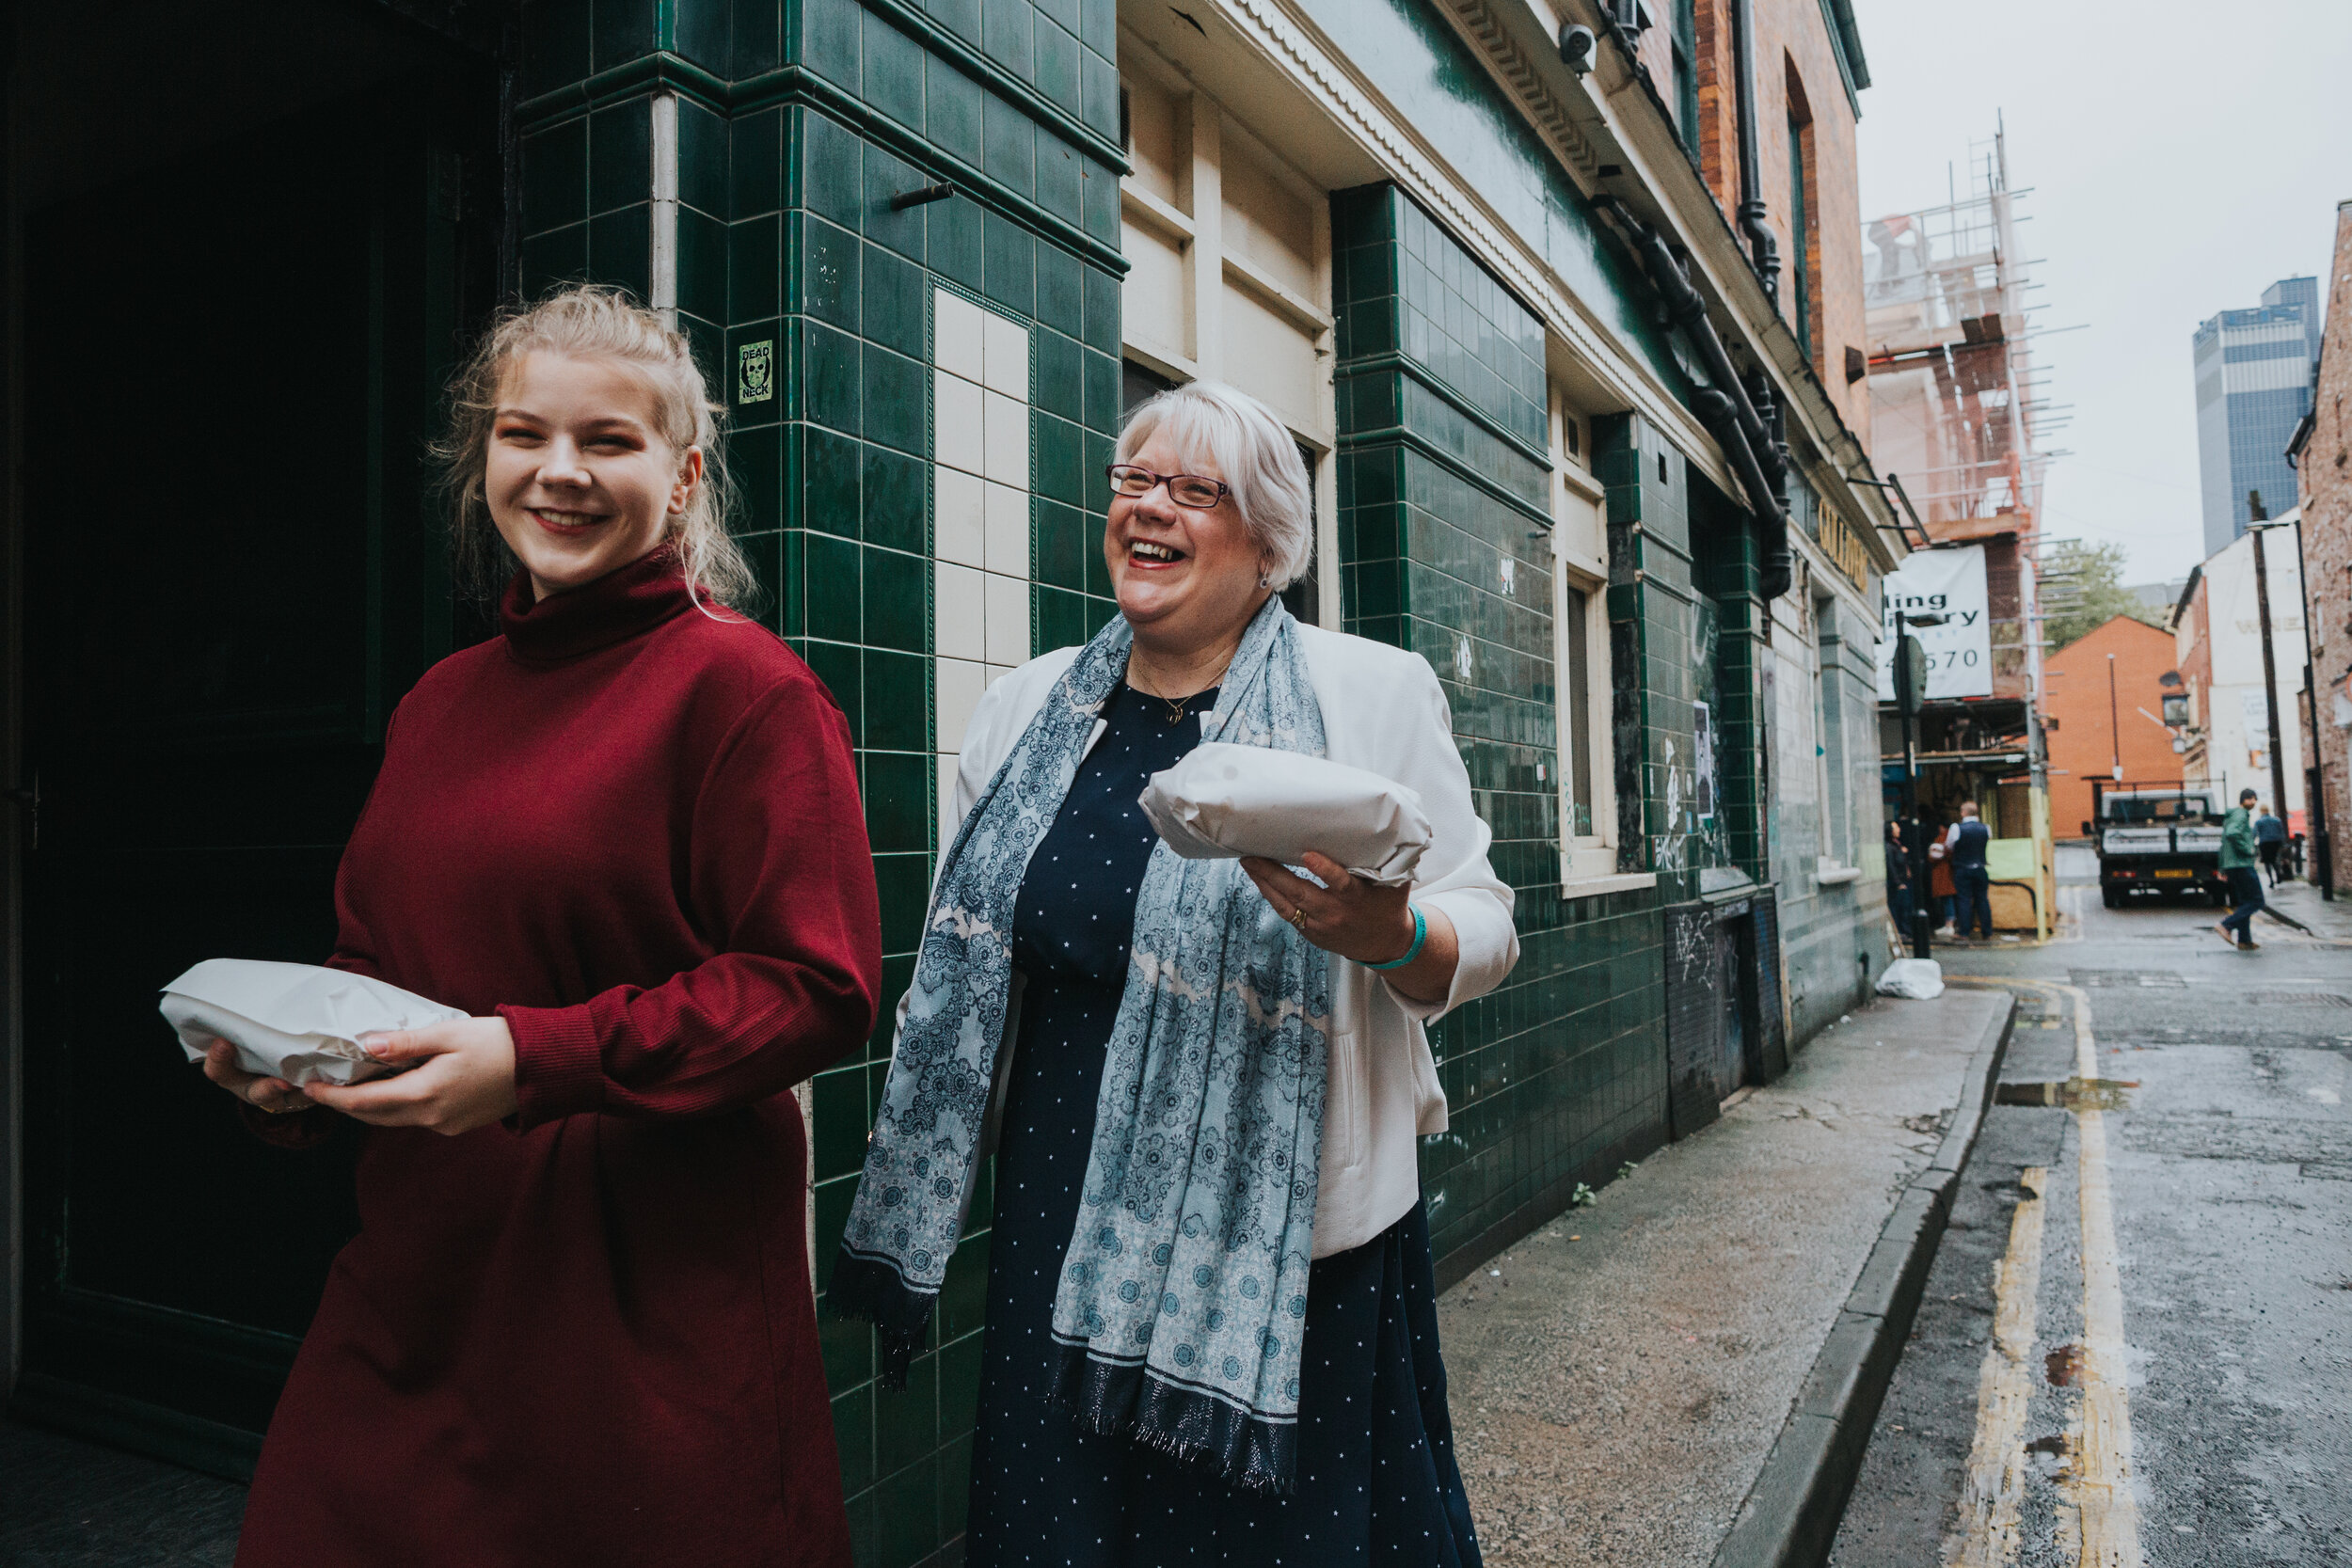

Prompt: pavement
xmin=1437 ymin=985 xmax=2013 ymax=1568
xmin=1831 ymin=847 xmax=2352 ymax=1567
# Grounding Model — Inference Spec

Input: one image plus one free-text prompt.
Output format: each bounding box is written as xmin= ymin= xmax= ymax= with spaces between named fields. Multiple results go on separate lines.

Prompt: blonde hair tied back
xmin=435 ymin=285 xmax=755 ymax=612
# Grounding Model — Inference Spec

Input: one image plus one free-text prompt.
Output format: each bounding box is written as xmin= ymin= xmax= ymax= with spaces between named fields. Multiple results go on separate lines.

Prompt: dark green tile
xmin=801 ymin=0 xmax=861 ymax=87
xmin=818 ymin=1309 xmax=874 ymax=1394
xmin=864 ymin=344 xmax=926 ymax=457
xmin=1035 ymin=413 xmax=1082 ymax=505
xmin=1036 ymin=244 xmax=1082 ymax=340
xmin=1035 ymin=0 xmax=1077 ymax=33
xmin=863 ymin=243 xmax=925 ymax=358
xmin=731 ymin=530 xmax=783 ymax=626
xmin=592 ymin=0 xmax=658 ymax=70
xmin=1035 ymin=499 xmax=1087 ymax=592
xmin=1034 ymin=583 xmax=1087 ymax=654
xmin=675 ymin=0 xmax=730 ymax=71
xmin=938 ymin=1433 xmax=974 ymax=1540
xmin=873 ymin=846 xmax=933 ymax=951
xmin=679 ymin=97 xmax=729 ymax=215
xmin=803 ymin=214 xmax=861 ymax=330
xmin=862 ymin=543 xmax=928 ymax=653
xmin=982 ymin=210 xmax=1033 ymax=315
xmin=1078 ymin=0 xmax=1113 ymax=54
xmin=1083 ymin=347 xmax=1119 ymax=435
xmin=806 ymin=321 xmax=862 ymax=435
xmin=520 ymin=222 xmax=589 ymax=299
xmin=803 ymin=107 xmax=865 ymax=232
xmin=813 ymin=1172 xmax=857 ymax=1290
xmin=925 ymin=52 xmax=983 ymax=166
xmin=981 ymin=0 xmax=1033 ymax=81
xmin=863 ymin=444 xmax=926 ymax=555
xmin=803 ymin=636 xmax=863 ymax=745
xmin=928 ymin=0 xmax=981 ymax=45
xmin=930 ymin=193 xmax=984 ymax=291
xmin=981 ymin=93 xmax=1033 ymax=198
xmin=676 ymin=205 xmax=728 ymax=325
xmin=733 ymin=422 xmax=785 ymax=531
xmin=734 ymin=0 xmax=782 ymax=74
xmin=1081 ymin=261 xmax=1119 ymax=356
xmin=831 ymin=1384 xmax=875 ymax=1495
xmin=1038 ymin=138 xmax=1081 ymax=225
xmin=731 ymin=106 xmax=786 ymax=218
xmin=863 ymin=147 xmax=928 ymax=263
xmin=1035 ymin=17 xmax=1079 ymax=113
xmin=806 ymin=531 xmax=862 ymax=641
xmin=1081 ymin=149 xmax=1118 ymax=244
xmin=937 ymin=1318 xmax=984 ymax=1425
xmin=1035 ymin=327 xmax=1082 ymax=423
xmin=586 ymin=203 xmax=651 ymax=295
xmin=862 ymin=8 xmax=926 ymax=135
xmin=865 ymin=650 xmax=930 ymax=752
xmin=862 ymin=748 xmax=932 ymax=852
xmin=1080 ymin=42 xmax=1118 ymax=139
xmin=521 ymin=0 xmax=591 ymax=99
xmin=876 ymin=1452 xmax=940 ymax=1568
xmin=589 ymin=99 xmax=650 ymax=215
xmin=729 ymin=215 xmax=782 ymax=325
xmin=804 ymin=424 xmax=863 ymax=535
xmin=521 ymin=117 xmax=589 ymax=237
xmin=811 ymin=1064 xmax=870 ymax=1180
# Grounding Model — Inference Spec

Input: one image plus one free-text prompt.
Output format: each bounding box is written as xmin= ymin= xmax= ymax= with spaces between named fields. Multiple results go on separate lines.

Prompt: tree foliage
xmin=2042 ymin=539 xmax=2168 ymax=653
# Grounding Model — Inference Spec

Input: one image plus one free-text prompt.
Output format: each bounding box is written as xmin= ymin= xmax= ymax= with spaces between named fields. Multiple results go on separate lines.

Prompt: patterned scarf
xmin=833 ymin=596 xmax=1329 ymax=1492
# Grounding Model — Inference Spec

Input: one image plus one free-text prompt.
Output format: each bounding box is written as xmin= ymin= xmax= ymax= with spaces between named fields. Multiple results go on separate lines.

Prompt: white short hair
xmin=1114 ymin=381 xmax=1314 ymax=589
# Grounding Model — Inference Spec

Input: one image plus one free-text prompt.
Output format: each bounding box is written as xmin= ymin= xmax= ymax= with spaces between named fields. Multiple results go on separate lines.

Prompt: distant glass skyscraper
xmin=2196 ymin=277 xmax=2322 ymax=555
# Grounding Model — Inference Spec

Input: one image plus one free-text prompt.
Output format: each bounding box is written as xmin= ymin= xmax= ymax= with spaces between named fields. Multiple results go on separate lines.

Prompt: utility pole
xmin=2106 ymin=654 xmax=2122 ymax=782
xmin=2250 ymin=491 xmax=2290 ymax=842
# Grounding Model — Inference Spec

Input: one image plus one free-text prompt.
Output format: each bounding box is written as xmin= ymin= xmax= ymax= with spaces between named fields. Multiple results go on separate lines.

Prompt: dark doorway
xmin=8 ymin=1 xmax=504 ymax=1474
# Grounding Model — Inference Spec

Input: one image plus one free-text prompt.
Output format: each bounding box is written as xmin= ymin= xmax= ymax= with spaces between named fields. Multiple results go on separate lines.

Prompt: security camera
xmin=1560 ymin=23 xmax=1596 ymax=73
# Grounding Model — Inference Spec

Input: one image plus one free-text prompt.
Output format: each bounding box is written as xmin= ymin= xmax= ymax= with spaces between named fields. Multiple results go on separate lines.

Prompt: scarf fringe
xmin=827 ymin=1250 xmax=937 ymax=1390
xmin=1047 ymin=1341 xmax=1298 ymax=1495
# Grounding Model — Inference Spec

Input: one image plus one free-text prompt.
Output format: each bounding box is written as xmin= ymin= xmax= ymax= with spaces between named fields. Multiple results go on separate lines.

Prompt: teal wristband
xmin=1366 ymin=904 xmax=1427 ymax=971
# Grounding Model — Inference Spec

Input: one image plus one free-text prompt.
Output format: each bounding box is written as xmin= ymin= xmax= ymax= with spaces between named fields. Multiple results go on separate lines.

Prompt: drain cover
xmin=2069 ymin=970 xmax=2189 ymax=989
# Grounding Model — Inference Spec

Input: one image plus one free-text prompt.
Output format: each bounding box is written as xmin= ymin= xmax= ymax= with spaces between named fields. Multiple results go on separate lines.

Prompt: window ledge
xmin=1814 ymin=861 xmax=1864 ymax=886
xmin=1560 ymin=870 xmax=1658 ymax=898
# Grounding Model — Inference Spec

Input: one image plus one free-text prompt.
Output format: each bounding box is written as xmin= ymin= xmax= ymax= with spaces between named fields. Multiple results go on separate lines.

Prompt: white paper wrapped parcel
xmin=160 ymin=958 xmax=469 ymax=1086
xmin=1137 ymin=743 xmax=1434 ymax=886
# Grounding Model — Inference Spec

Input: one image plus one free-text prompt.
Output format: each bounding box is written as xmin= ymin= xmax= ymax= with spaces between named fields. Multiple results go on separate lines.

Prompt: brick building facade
xmin=2291 ymin=200 xmax=2352 ymax=886
xmin=2043 ymin=615 xmax=2185 ymax=836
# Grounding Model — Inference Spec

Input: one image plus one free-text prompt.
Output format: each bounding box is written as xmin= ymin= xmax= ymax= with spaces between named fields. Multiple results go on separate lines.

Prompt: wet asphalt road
xmin=1831 ymin=848 xmax=2352 ymax=1566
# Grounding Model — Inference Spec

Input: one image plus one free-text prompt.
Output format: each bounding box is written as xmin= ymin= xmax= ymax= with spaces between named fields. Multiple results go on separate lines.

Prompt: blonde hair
xmin=1114 ymin=381 xmax=1315 ymax=589
xmin=436 ymin=286 xmax=755 ymax=610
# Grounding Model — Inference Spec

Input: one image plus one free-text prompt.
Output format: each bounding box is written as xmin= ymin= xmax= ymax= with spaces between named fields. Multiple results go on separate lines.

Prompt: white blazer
xmin=944 ymin=624 xmax=1520 ymax=1258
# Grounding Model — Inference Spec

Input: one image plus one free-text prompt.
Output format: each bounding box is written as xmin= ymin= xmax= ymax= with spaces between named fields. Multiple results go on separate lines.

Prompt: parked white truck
xmin=2085 ymin=780 xmax=2227 ymax=909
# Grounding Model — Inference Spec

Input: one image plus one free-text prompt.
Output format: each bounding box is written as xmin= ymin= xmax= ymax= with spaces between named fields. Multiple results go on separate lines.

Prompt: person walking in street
xmin=198 ymin=288 xmax=882 ymax=1567
xmin=2255 ymin=804 xmax=2288 ymax=887
xmin=1944 ymin=801 xmax=1994 ymax=942
xmin=2219 ymin=787 xmax=2267 ymax=950
xmin=1886 ymin=816 xmax=1918 ymax=942
xmin=834 ymin=382 xmax=1515 ymax=1567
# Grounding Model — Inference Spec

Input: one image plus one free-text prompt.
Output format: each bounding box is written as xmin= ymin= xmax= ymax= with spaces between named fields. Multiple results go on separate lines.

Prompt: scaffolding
xmin=1867 ymin=123 xmax=2062 ymax=939
xmin=1862 ymin=127 xmax=2056 ymax=539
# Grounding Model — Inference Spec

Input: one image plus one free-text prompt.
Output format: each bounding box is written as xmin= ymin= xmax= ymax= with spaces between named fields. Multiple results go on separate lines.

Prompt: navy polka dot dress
xmin=964 ymin=681 xmax=1482 ymax=1568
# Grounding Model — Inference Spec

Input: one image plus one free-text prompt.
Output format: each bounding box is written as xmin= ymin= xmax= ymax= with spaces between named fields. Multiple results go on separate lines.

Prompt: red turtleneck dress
xmin=235 ymin=553 xmax=880 ymax=1568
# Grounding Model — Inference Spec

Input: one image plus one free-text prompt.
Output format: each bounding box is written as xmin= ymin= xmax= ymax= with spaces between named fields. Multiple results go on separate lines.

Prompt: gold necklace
xmin=1133 ymin=658 xmax=1231 ymax=726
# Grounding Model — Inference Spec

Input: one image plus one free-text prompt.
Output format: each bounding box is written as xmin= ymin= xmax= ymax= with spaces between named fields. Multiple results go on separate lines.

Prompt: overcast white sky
xmin=1848 ymin=0 xmax=2352 ymax=588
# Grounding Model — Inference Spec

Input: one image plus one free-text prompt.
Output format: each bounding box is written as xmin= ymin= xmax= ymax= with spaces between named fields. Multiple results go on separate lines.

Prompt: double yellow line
xmin=1944 ymin=979 xmax=2143 ymax=1568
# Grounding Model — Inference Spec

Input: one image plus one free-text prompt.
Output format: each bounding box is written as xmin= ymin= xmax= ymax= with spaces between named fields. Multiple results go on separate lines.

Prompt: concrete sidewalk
xmin=1436 ymin=987 xmax=2014 ymax=1568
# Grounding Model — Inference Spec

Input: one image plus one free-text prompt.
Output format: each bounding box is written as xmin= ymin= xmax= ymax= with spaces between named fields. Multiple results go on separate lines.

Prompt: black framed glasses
xmin=1106 ymin=464 xmax=1231 ymax=510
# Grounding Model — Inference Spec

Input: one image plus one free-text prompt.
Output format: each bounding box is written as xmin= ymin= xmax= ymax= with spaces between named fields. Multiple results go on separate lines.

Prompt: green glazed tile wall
xmin=1332 ymin=182 xmax=1670 ymax=1268
xmin=518 ymin=2 xmax=1121 ymax=1561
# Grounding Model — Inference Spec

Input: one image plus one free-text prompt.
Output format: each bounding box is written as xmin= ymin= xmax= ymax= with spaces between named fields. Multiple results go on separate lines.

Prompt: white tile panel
xmin=934 ymin=466 xmax=985 ymax=567
xmin=935 ymin=369 xmax=984 ymax=477
xmin=934 ymin=562 xmax=986 ymax=660
xmin=934 ymin=290 xmax=986 ymax=384
xmin=984 ymin=571 xmax=1030 ymax=667
xmin=981 ymin=389 xmax=1028 ymax=488
xmin=983 ymin=482 xmax=1029 ymax=578
xmin=982 ymin=310 xmax=1028 ymax=399
xmin=934 ymin=656 xmax=988 ymax=753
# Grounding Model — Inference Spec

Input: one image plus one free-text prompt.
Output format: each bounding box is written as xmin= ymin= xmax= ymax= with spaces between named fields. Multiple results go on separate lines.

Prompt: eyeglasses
xmin=1106 ymin=464 xmax=1231 ymax=510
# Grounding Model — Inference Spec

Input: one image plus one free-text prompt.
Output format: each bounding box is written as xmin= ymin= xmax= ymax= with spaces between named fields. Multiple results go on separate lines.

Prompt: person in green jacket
xmin=2217 ymin=787 xmax=2266 ymax=950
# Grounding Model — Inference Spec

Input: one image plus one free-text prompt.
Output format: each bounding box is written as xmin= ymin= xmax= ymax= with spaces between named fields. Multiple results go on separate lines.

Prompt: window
xmin=1787 ymin=113 xmax=1812 ymax=360
xmin=1550 ymin=378 xmax=1622 ymax=885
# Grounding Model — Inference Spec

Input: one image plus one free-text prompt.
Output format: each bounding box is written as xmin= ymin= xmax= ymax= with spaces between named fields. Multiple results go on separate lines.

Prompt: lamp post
xmin=1895 ymin=608 xmax=1948 ymax=958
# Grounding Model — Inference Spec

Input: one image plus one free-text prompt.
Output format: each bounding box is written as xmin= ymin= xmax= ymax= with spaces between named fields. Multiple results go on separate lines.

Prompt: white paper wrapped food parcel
xmin=160 ymin=958 xmax=469 ymax=1086
xmin=1137 ymin=743 xmax=1434 ymax=885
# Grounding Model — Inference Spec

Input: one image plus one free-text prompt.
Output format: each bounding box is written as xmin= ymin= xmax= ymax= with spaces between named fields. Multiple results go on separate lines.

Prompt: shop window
xmin=1552 ymin=379 xmax=1619 ymax=883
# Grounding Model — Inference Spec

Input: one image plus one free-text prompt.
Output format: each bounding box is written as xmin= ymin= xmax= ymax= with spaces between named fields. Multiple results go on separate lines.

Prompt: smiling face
xmin=1104 ymin=434 xmax=1271 ymax=656
xmin=485 ymin=351 xmax=702 ymax=599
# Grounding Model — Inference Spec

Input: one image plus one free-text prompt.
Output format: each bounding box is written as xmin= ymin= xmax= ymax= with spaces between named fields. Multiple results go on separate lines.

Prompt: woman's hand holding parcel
xmin=1240 ymin=850 xmax=1458 ymax=1004
xmin=302 ymin=1017 xmax=520 ymax=1135
xmin=199 ymin=1038 xmax=311 ymax=1116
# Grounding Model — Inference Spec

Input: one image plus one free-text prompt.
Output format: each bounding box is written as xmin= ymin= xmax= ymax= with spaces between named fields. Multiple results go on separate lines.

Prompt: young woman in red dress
xmin=197 ymin=288 xmax=880 ymax=1567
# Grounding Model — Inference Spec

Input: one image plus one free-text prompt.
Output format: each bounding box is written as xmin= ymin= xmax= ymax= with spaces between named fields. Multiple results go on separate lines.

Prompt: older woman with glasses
xmin=834 ymin=381 xmax=1516 ymax=1565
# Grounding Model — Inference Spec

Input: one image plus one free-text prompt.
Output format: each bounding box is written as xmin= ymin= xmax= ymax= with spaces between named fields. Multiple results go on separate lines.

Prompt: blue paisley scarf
xmin=833 ymin=595 xmax=1329 ymax=1492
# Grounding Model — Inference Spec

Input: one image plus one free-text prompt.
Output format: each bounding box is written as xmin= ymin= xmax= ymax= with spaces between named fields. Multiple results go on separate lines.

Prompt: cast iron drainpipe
xmin=1731 ymin=0 xmax=1779 ymax=302
xmin=1596 ymin=196 xmax=1794 ymax=598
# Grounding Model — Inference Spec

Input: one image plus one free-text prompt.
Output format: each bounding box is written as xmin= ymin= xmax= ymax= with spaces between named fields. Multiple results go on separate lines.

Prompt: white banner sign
xmin=1877 ymin=546 xmax=1992 ymax=701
